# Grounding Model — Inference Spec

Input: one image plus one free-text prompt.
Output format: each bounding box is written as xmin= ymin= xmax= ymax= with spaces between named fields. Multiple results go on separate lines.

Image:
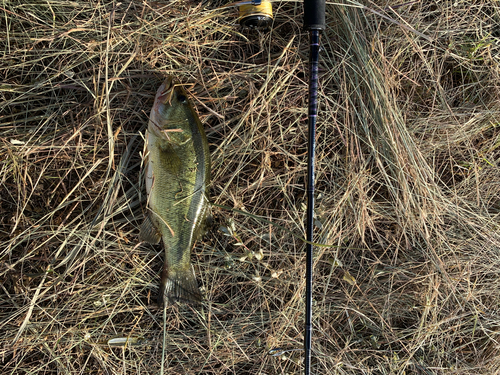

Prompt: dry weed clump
xmin=1 ymin=0 xmax=500 ymax=374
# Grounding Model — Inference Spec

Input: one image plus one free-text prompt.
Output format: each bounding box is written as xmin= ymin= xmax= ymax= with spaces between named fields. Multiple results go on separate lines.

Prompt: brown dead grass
xmin=1 ymin=0 xmax=500 ymax=374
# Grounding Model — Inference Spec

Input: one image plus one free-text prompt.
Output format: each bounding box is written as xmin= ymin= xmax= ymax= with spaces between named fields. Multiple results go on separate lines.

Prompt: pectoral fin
xmin=139 ymin=214 xmax=161 ymax=244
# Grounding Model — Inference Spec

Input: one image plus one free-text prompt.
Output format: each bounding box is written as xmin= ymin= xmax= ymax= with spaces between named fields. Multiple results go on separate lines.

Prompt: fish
xmin=140 ymin=76 xmax=211 ymax=306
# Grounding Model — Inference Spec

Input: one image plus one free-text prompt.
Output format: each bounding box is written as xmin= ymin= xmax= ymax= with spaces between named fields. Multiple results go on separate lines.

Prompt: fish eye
xmin=177 ymin=94 xmax=187 ymax=103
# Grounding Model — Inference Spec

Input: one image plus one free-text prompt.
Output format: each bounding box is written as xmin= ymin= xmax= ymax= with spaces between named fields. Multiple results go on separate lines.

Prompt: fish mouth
xmin=156 ymin=76 xmax=175 ymax=104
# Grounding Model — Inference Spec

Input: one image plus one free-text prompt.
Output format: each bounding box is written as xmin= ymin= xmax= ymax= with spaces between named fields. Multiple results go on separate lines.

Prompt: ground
xmin=1 ymin=1 xmax=500 ymax=374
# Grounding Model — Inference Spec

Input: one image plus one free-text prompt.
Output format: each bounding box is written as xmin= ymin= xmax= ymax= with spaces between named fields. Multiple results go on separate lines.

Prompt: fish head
xmin=148 ymin=76 xmax=193 ymax=145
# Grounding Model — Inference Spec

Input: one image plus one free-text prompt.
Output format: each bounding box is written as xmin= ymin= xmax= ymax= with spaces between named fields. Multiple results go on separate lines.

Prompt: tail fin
xmin=159 ymin=266 xmax=203 ymax=306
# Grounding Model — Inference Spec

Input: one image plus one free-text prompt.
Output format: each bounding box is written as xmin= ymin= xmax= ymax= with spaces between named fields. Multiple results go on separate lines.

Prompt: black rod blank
xmin=303 ymin=0 xmax=325 ymax=374
xmin=304 ymin=28 xmax=319 ymax=375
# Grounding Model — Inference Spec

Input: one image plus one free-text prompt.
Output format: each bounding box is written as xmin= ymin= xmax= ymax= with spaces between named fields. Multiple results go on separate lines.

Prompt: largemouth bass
xmin=141 ymin=76 xmax=210 ymax=306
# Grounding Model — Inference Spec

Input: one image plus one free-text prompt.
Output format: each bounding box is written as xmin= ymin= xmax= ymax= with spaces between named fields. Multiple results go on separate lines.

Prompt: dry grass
xmin=1 ymin=0 xmax=500 ymax=374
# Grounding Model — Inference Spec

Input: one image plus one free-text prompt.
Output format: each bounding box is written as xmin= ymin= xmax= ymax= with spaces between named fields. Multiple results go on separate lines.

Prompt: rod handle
xmin=303 ymin=0 xmax=326 ymax=30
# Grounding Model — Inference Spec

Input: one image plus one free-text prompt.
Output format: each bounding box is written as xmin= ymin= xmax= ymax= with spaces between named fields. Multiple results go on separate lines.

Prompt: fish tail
xmin=159 ymin=266 xmax=203 ymax=306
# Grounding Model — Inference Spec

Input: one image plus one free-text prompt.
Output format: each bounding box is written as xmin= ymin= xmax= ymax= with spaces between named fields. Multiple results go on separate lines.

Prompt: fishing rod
xmin=224 ymin=1 xmax=326 ymax=372
xmin=303 ymin=0 xmax=325 ymax=374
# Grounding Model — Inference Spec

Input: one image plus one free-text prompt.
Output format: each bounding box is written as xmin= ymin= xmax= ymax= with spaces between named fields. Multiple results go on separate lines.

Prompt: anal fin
xmin=139 ymin=214 xmax=161 ymax=244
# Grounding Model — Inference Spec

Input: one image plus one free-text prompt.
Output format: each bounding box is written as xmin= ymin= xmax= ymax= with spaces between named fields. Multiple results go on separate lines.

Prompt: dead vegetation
xmin=1 ymin=0 xmax=500 ymax=374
